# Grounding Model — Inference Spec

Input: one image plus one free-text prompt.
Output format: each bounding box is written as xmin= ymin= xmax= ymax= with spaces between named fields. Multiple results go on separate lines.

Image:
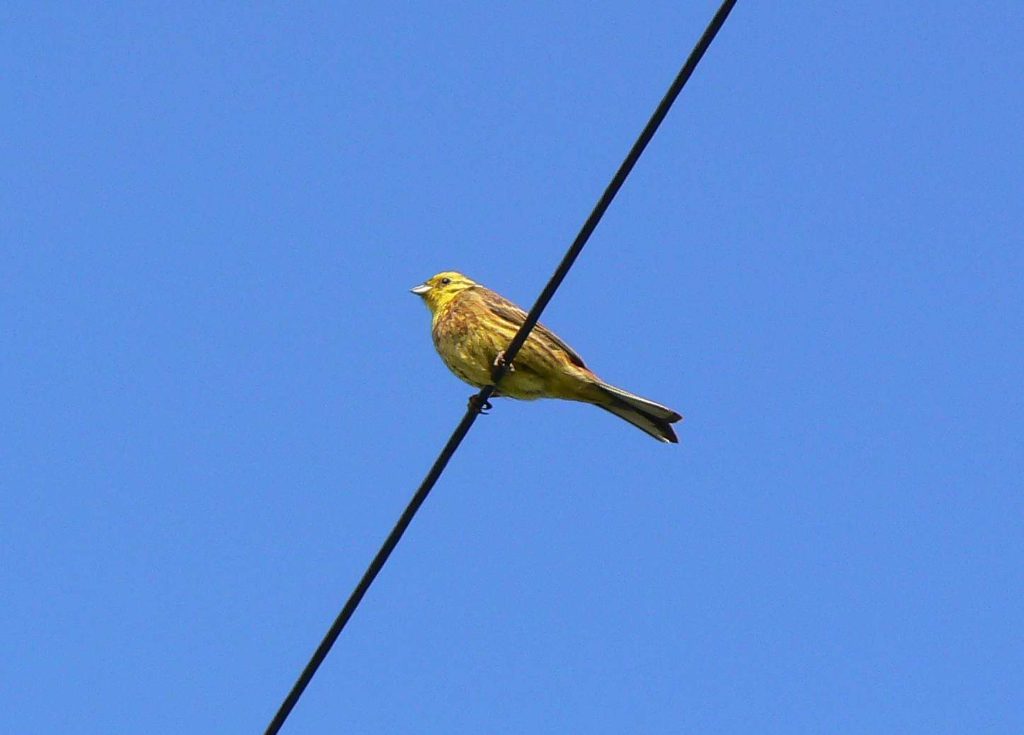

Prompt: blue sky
xmin=3 ymin=2 xmax=1022 ymax=733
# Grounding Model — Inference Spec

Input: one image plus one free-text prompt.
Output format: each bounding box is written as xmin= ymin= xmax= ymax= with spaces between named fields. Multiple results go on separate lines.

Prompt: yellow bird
xmin=411 ymin=271 xmax=682 ymax=443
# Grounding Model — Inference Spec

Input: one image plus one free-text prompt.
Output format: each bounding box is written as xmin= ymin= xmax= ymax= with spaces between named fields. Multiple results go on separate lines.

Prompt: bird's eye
xmin=440 ymin=277 xmax=451 ymax=285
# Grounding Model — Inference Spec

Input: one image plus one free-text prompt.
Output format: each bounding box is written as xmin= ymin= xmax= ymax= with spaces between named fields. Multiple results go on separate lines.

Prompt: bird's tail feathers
xmin=593 ymin=383 xmax=683 ymax=443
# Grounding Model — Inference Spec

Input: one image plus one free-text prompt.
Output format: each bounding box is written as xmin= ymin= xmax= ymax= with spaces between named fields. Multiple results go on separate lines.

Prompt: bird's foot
xmin=493 ymin=350 xmax=515 ymax=373
xmin=467 ymin=394 xmax=493 ymax=414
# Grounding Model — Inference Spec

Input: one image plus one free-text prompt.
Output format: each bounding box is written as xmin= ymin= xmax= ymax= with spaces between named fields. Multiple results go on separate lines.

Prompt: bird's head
xmin=410 ymin=271 xmax=478 ymax=313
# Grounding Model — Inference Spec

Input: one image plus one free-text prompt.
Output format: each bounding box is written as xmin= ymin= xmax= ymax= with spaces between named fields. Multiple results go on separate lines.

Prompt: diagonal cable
xmin=263 ymin=2 xmax=737 ymax=732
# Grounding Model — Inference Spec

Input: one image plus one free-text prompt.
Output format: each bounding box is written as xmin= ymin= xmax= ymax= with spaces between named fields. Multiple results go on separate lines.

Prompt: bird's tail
xmin=591 ymin=382 xmax=683 ymax=443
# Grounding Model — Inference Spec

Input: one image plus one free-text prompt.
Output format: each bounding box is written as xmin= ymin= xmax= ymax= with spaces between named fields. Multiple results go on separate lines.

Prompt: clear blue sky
xmin=4 ymin=3 xmax=1022 ymax=733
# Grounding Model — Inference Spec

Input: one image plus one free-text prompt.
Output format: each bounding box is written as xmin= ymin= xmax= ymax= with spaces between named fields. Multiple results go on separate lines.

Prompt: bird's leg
xmin=467 ymin=394 xmax=493 ymax=414
xmin=493 ymin=350 xmax=515 ymax=373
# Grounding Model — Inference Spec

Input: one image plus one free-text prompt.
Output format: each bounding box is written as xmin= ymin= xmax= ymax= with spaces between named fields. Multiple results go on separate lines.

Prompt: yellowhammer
xmin=411 ymin=271 xmax=683 ymax=443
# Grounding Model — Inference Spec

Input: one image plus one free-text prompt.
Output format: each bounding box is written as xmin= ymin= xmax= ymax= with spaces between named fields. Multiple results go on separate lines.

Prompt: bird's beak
xmin=410 ymin=283 xmax=431 ymax=295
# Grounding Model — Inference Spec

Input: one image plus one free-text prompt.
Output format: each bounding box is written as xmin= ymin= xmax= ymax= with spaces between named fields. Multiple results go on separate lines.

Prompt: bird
xmin=411 ymin=271 xmax=682 ymax=443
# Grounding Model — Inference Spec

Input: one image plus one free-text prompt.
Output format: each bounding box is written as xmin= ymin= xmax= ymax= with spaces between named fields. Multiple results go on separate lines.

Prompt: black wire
xmin=262 ymin=409 xmax=482 ymax=735
xmin=263 ymin=2 xmax=737 ymax=732
xmin=487 ymin=0 xmax=739 ymax=389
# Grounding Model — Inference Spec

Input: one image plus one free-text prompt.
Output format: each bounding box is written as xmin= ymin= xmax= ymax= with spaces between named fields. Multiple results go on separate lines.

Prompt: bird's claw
xmin=493 ymin=350 xmax=514 ymax=373
xmin=468 ymin=395 xmax=493 ymax=414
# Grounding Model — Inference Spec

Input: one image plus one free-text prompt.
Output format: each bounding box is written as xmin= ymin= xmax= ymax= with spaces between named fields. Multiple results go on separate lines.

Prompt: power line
xmin=263 ymin=2 xmax=738 ymax=732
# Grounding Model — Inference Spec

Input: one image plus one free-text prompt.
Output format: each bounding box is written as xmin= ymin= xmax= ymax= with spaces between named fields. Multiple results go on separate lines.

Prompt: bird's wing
xmin=475 ymin=287 xmax=588 ymax=369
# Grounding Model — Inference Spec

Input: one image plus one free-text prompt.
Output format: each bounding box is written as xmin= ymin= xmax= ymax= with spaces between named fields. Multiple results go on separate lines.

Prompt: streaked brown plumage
xmin=411 ymin=271 xmax=683 ymax=443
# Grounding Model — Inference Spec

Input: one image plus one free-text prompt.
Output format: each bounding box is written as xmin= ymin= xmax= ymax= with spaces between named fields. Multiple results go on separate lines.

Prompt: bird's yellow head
xmin=410 ymin=271 xmax=478 ymax=313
